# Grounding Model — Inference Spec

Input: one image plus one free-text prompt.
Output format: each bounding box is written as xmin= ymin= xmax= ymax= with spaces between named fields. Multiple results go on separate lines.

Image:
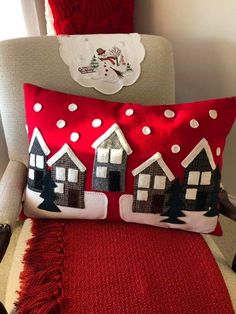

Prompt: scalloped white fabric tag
xmin=58 ymin=33 xmax=145 ymax=95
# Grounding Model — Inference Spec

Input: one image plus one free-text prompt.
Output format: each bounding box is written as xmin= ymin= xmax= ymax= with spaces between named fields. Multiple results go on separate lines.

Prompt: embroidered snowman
xmin=96 ymin=47 xmax=126 ymax=82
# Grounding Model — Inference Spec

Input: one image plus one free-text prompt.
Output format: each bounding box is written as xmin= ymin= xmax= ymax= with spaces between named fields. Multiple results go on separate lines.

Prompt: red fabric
xmin=24 ymin=84 xmax=236 ymax=234
xmin=16 ymin=220 xmax=234 ymax=314
xmin=48 ymin=0 xmax=134 ymax=35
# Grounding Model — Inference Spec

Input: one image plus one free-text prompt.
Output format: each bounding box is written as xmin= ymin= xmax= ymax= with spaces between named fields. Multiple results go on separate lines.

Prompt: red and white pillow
xmin=23 ymin=83 xmax=236 ymax=234
xmin=45 ymin=0 xmax=134 ymax=35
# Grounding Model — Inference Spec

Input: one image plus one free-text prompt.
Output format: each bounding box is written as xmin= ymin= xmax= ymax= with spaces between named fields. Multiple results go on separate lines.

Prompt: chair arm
xmin=0 ymin=161 xmax=27 ymax=262
xmin=219 ymin=189 xmax=236 ymax=273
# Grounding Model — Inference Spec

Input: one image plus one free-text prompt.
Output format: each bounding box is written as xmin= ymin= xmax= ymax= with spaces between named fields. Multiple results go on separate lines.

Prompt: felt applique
xmin=92 ymin=123 xmax=132 ymax=192
xmin=58 ymin=34 xmax=145 ymax=94
xmin=23 ymin=84 xmax=236 ymax=234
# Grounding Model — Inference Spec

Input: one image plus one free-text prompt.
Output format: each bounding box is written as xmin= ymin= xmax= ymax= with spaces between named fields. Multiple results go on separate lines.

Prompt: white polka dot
xmin=171 ymin=145 xmax=181 ymax=153
xmin=190 ymin=119 xmax=199 ymax=128
xmin=56 ymin=119 xmax=66 ymax=128
xmin=142 ymin=126 xmax=151 ymax=135
xmin=25 ymin=125 xmax=29 ymax=134
xmin=92 ymin=119 xmax=102 ymax=128
xmin=164 ymin=109 xmax=175 ymax=118
xmin=68 ymin=103 xmax=78 ymax=112
xmin=70 ymin=132 xmax=80 ymax=142
xmin=216 ymin=147 xmax=221 ymax=156
xmin=125 ymin=109 xmax=134 ymax=116
xmin=209 ymin=110 xmax=218 ymax=119
xmin=34 ymin=103 xmax=42 ymax=112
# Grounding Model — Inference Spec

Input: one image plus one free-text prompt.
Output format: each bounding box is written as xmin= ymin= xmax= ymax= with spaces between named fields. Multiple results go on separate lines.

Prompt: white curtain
xmin=0 ymin=0 xmax=46 ymax=41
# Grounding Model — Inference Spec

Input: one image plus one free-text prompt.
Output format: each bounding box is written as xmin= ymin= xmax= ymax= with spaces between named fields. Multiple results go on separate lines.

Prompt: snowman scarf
xmin=58 ymin=33 xmax=145 ymax=94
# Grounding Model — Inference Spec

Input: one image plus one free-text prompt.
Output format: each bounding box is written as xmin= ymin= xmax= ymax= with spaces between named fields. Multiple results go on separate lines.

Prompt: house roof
xmin=91 ymin=123 xmax=132 ymax=155
xmin=47 ymin=144 xmax=86 ymax=172
xmin=181 ymin=138 xmax=216 ymax=170
xmin=29 ymin=127 xmax=50 ymax=156
xmin=132 ymin=152 xmax=175 ymax=181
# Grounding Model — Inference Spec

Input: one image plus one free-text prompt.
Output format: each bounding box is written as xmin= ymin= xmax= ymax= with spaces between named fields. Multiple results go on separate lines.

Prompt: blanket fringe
xmin=15 ymin=220 xmax=65 ymax=314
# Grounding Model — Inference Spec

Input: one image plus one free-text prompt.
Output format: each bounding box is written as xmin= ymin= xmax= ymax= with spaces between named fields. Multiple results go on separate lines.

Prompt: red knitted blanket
xmin=16 ymin=220 xmax=234 ymax=314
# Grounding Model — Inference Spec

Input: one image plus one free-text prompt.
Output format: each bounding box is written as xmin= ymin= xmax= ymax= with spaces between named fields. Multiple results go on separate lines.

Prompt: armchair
xmin=0 ymin=35 xmax=235 ymax=313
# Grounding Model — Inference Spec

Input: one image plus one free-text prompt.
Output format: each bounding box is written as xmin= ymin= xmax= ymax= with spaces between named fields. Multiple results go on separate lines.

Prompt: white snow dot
xmin=34 ymin=103 xmax=42 ymax=112
xmin=25 ymin=125 xmax=29 ymax=134
xmin=190 ymin=119 xmax=199 ymax=129
xmin=209 ymin=110 xmax=218 ymax=119
xmin=70 ymin=132 xmax=80 ymax=142
xmin=92 ymin=119 xmax=102 ymax=128
xmin=125 ymin=108 xmax=134 ymax=116
xmin=56 ymin=119 xmax=66 ymax=128
xmin=68 ymin=103 xmax=78 ymax=112
xmin=171 ymin=145 xmax=181 ymax=153
xmin=216 ymin=147 xmax=221 ymax=156
xmin=164 ymin=109 xmax=175 ymax=118
xmin=142 ymin=126 xmax=151 ymax=135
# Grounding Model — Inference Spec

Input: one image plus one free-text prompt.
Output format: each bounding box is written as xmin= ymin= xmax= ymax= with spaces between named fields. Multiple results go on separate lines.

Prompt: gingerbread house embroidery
xmin=92 ymin=123 xmax=132 ymax=192
xmin=47 ymin=144 xmax=86 ymax=208
xmin=181 ymin=138 xmax=216 ymax=211
xmin=132 ymin=152 xmax=175 ymax=214
xmin=28 ymin=128 xmax=50 ymax=192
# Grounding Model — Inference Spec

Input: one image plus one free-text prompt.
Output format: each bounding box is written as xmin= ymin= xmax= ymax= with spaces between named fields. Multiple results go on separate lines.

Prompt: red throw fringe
xmin=15 ymin=220 xmax=65 ymax=314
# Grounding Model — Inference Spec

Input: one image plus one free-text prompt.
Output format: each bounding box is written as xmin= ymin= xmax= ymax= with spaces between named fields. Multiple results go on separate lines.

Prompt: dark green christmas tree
xmin=204 ymin=166 xmax=221 ymax=217
xmin=38 ymin=172 xmax=61 ymax=212
xmin=90 ymin=55 xmax=99 ymax=68
xmin=160 ymin=179 xmax=186 ymax=224
xmin=126 ymin=62 xmax=133 ymax=71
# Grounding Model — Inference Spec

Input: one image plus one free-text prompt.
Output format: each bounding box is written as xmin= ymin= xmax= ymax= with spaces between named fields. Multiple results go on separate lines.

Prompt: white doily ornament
xmin=58 ymin=34 xmax=145 ymax=95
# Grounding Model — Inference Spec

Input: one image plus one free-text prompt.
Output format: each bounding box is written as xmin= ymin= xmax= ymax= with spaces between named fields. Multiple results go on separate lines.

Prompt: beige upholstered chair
xmin=0 ymin=35 xmax=235 ymax=313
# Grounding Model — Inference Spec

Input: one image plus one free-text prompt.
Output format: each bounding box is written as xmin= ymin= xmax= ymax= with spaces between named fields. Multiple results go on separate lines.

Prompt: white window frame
xmin=187 ymin=171 xmax=200 ymax=185
xmin=110 ymin=149 xmax=123 ymax=164
xmin=185 ymin=188 xmax=198 ymax=200
xmin=96 ymin=166 xmax=107 ymax=178
xmin=36 ymin=155 xmax=44 ymax=169
xmin=154 ymin=176 xmax=166 ymax=190
xmin=138 ymin=174 xmax=151 ymax=188
xmin=200 ymin=171 xmax=212 ymax=185
xmin=29 ymin=153 xmax=35 ymax=167
xmin=56 ymin=167 xmax=66 ymax=181
xmin=97 ymin=148 xmax=109 ymax=163
xmin=137 ymin=190 xmax=148 ymax=201
xmin=55 ymin=182 xmax=64 ymax=194
xmin=28 ymin=168 xmax=35 ymax=180
xmin=68 ymin=168 xmax=78 ymax=183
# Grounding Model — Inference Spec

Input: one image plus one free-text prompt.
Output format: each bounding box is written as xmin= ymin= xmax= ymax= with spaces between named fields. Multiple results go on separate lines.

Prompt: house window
xmin=185 ymin=188 xmax=197 ymax=200
xmin=96 ymin=166 xmax=107 ymax=178
xmin=36 ymin=155 xmax=44 ymax=169
xmin=29 ymin=153 xmax=35 ymax=167
xmin=137 ymin=190 xmax=148 ymax=201
xmin=55 ymin=183 xmax=64 ymax=194
xmin=68 ymin=168 xmax=78 ymax=183
xmin=138 ymin=174 xmax=150 ymax=188
xmin=200 ymin=172 xmax=211 ymax=185
xmin=56 ymin=167 xmax=66 ymax=181
xmin=110 ymin=149 xmax=123 ymax=164
xmin=187 ymin=171 xmax=200 ymax=185
xmin=97 ymin=148 xmax=109 ymax=163
xmin=154 ymin=176 xmax=166 ymax=190
xmin=28 ymin=168 xmax=35 ymax=180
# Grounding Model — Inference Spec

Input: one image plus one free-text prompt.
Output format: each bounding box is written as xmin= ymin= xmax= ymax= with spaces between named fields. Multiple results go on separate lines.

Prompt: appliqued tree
xmin=38 ymin=172 xmax=61 ymax=212
xmin=204 ymin=166 xmax=221 ymax=217
xmin=161 ymin=179 xmax=186 ymax=224
xmin=90 ymin=55 xmax=99 ymax=69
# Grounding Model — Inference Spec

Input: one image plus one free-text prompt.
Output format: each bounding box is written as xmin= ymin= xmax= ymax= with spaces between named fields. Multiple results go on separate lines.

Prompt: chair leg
xmin=0 ymin=302 xmax=8 ymax=314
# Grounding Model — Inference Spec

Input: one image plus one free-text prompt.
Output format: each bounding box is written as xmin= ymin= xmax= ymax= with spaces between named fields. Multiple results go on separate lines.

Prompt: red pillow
xmin=23 ymin=84 xmax=236 ymax=234
xmin=48 ymin=0 xmax=134 ymax=35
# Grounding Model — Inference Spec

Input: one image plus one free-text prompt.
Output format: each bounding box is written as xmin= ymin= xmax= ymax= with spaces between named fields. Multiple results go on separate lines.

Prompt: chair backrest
xmin=0 ymin=35 xmax=175 ymax=166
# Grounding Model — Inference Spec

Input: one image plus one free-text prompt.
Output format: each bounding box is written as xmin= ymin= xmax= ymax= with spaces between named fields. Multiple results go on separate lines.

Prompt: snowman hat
xmin=96 ymin=48 xmax=106 ymax=55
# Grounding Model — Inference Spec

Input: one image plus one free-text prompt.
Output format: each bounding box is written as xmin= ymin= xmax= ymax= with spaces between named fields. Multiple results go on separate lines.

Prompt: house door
xmin=151 ymin=194 xmax=165 ymax=214
xmin=109 ymin=171 xmax=120 ymax=192
xmin=196 ymin=191 xmax=208 ymax=210
xmin=34 ymin=170 xmax=44 ymax=190
xmin=68 ymin=189 xmax=80 ymax=208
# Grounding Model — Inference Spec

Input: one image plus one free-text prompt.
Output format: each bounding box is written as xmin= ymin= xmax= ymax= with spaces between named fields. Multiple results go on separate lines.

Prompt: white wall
xmin=135 ymin=0 xmax=236 ymax=103
xmin=135 ymin=0 xmax=236 ymax=197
